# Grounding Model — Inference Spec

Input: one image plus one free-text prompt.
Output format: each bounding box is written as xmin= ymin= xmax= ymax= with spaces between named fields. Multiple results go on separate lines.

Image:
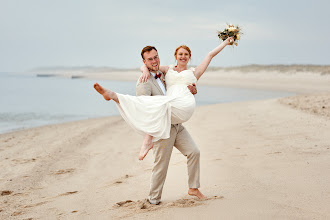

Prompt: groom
xmin=136 ymin=46 xmax=206 ymax=204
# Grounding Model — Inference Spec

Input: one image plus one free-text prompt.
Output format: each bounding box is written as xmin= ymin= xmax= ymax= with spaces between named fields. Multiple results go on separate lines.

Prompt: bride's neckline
xmin=173 ymin=65 xmax=188 ymax=73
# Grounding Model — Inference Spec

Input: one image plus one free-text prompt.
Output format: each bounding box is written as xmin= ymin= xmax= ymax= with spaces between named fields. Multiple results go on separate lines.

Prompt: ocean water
xmin=0 ymin=73 xmax=293 ymax=134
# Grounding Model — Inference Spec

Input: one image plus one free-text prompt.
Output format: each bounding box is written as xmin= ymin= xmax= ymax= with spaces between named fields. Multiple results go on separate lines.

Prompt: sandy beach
xmin=1 ymin=67 xmax=330 ymax=219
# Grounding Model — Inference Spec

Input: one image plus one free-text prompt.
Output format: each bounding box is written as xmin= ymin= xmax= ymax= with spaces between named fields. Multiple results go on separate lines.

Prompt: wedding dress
xmin=116 ymin=65 xmax=197 ymax=141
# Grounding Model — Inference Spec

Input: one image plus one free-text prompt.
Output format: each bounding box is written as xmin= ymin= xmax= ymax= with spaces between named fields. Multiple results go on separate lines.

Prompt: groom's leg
xmin=148 ymin=126 xmax=177 ymax=204
xmin=174 ymin=125 xmax=200 ymax=189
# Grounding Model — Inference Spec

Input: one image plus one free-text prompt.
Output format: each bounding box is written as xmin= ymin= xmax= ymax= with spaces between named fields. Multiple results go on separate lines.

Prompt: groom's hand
xmin=187 ymin=83 xmax=197 ymax=95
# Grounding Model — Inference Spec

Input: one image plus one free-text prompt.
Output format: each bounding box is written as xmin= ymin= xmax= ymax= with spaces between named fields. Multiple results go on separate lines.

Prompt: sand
xmin=1 ymin=67 xmax=330 ymax=219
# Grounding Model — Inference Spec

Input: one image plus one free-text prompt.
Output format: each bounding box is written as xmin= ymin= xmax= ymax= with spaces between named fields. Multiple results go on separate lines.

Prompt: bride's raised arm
xmin=194 ymin=37 xmax=234 ymax=80
xmin=139 ymin=65 xmax=169 ymax=83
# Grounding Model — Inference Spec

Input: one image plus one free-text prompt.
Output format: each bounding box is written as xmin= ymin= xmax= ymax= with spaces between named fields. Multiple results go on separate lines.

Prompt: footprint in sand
xmin=13 ymin=192 xmax=26 ymax=196
xmin=12 ymin=158 xmax=37 ymax=164
xmin=166 ymin=196 xmax=223 ymax=208
xmin=110 ymin=174 xmax=132 ymax=186
xmin=115 ymin=200 xmax=133 ymax=207
xmin=59 ymin=191 xmax=78 ymax=196
xmin=114 ymin=195 xmax=224 ymax=212
xmin=51 ymin=168 xmax=75 ymax=175
xmin=11 ymin=211 xmax=24 ymax=216
xmin=24 ymin=201 xmax=49 ymax=208
xmin=1 ymin=190 xmax=13 ymax=196
xmin=113 ymin=199 xmax=151 ymax=210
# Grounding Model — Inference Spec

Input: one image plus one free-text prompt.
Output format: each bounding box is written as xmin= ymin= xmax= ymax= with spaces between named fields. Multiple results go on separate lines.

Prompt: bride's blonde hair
xmin=174 ymin=45 xmax=191 ymax=58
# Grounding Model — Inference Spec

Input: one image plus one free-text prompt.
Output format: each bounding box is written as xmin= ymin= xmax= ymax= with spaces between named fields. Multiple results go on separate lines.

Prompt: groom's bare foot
xmin=139 ymin=141 xmax=153 ymax=160
xmin=94 ymin=83 xmax=112 ymax=101
xmin=188 ymin=188 xmax=207 ymax=199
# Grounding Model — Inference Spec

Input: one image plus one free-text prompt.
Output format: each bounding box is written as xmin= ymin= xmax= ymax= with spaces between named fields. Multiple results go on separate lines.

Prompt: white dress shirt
xmin=150 ymin=71 xmax=166 ymax=95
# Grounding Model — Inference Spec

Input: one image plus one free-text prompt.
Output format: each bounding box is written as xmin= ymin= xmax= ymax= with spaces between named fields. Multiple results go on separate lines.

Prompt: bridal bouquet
xmin=218 ymin=24 xmax=241 ymax=46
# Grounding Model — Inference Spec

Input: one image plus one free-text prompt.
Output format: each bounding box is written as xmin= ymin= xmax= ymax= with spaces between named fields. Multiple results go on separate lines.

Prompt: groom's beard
xmin=149 ymin=67 xmax=159 ymax=72
xmin=148 ymin=63 xmax=160 ymax=72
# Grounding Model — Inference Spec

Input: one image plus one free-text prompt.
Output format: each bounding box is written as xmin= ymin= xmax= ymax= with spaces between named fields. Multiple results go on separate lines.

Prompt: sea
xmin=0 ymin=72 xmax=294 ymax=134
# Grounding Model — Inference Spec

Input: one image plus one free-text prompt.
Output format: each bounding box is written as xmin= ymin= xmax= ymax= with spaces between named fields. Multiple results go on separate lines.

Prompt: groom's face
xmin=143 ymin=49 xmax=160 ymax=73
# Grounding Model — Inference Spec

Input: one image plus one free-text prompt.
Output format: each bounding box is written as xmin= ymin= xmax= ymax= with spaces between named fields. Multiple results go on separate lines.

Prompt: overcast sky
xmin=1 ymin=0 xmax=329 ymax=72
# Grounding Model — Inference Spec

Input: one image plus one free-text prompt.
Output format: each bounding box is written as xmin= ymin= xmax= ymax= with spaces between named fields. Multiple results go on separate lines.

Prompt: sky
xmin=1 ymin=0 xmax=330 ymax=72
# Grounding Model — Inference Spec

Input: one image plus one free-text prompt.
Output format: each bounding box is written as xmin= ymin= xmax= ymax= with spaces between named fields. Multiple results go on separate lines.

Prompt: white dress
xmin=116 ymin=66 xmax=197 ymax=141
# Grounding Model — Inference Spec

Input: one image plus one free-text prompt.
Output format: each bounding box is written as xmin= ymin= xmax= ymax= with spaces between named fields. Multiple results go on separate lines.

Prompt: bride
xmin=94 ymin=37 xmax=234 ymax=160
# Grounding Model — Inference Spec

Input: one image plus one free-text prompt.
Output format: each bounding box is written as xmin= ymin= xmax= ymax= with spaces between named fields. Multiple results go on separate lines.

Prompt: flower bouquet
xmin=218 ymin=24 xmax=241 ymax=46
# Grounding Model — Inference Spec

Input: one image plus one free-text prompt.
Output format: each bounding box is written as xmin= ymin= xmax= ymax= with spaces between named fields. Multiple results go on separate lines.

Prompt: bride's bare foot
xmin=188 ymin=188 xmax=207 ymax=199
xmin=139 ymin=138 xmax=153 ymax=160
xmin=93 ymin=83 xmax=119 ymax=102
xmin=94 ymin=83 xmax=111 ymax=100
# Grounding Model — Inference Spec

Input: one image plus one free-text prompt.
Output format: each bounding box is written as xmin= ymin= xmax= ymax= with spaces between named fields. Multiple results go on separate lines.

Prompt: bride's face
xmin=175 ymin=48 xmax=190 ymax=66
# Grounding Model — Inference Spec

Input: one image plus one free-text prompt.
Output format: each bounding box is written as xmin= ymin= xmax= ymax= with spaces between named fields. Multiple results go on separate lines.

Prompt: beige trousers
xmin=148 ymin=124 xmax=200 ymax=204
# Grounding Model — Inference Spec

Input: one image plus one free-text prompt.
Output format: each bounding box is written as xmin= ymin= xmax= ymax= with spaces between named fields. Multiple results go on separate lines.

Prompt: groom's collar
xmin=150 ymin=71 xmax=160 ymax=77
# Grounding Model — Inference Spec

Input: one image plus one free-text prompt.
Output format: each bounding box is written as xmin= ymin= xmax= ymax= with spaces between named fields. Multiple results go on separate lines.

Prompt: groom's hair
xmin=141 ymin=46 xmax=157 ymax=59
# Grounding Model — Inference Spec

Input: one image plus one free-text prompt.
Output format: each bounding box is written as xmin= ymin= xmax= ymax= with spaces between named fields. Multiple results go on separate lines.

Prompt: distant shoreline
xmin=28 ymin=64 xmax=330 ymax=74
xmin=20 ymin=64 xmax=330 ymax=94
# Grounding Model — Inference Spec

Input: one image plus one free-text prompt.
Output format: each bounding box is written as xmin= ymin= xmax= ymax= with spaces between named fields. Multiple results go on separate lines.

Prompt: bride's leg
xmin=139 ymin=134 xmax=154 ymax=160
xmin=93 ymin=83 xmax=119 ymax=103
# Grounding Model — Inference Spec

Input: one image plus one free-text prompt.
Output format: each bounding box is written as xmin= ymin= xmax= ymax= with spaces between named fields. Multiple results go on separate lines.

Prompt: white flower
xmin=228 ymin=27 xmax=236 ymax=32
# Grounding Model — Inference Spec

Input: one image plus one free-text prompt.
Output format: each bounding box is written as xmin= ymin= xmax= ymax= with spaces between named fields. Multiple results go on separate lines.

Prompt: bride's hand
xmin=139 ymin=65 xmax=151 ymax=83
xmin=225 ymin=37 xmax=235 ymax=45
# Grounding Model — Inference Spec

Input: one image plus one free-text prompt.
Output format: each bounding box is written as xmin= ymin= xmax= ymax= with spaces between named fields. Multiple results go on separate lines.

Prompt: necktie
xmin=154 ymin=73 xmax=161 ymax=79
